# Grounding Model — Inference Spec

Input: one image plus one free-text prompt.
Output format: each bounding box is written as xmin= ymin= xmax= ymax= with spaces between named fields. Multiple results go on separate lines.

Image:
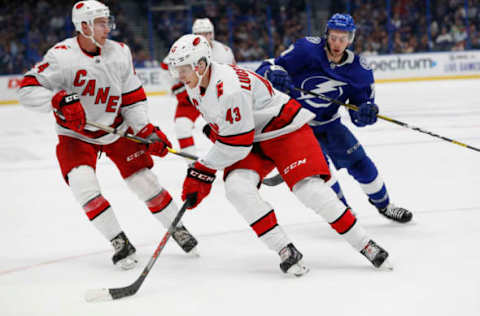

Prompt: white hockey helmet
xmin=192 ymin=18 xmax=214 ymax=38
xmin=72 ymin=1 xmax=115 ymax=46
xmin=168 ymin=34 xmax=212 ymax=81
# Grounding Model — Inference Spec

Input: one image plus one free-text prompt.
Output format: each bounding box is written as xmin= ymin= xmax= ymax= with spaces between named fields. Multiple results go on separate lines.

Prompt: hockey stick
xmin=88 ymin=121 xmax=279 ymax=186
xmin=262 ymin=173 xmax=284 ymax=186
xmin=85 ymin=121 xmax=198 ymax=160
xmin=262 ymin=86 xmax=480 ymax=187
xmin=84 ymin=195 xmax=196 ymax=302
xmin=294 ymin=87 xmax=480 ymax=152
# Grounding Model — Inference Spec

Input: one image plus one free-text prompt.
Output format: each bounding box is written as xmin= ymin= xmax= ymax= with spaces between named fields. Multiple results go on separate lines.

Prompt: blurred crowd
xmin=1 ymin=0 xmax=480 ymax=75
xmin=337 ymin=0 xmax=480 ymax=55
xmin=151 ymin=0 xmax=307 ymax=62
xmin=0 ymin=0 xmax=139 ymax=75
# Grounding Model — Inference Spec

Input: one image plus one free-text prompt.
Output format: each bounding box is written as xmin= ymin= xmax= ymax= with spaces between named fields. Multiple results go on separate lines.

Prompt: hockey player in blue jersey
xmin=256 ymin=13 xmax=412 ymax=223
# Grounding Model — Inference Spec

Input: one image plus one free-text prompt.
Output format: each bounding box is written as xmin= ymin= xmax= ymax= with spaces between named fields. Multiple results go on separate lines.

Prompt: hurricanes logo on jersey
xmin=297 ymin=76 xmax=347 ymax=108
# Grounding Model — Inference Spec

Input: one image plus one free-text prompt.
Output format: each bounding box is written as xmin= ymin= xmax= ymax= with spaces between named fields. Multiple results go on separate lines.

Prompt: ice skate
xmin=172 ymin=225 xmax=199 ymax=255
xmin=378 ymin=203 xmax=413 ymax=223
xmin=360 ymin=240 xmax=393 ymax=271
xmin=111 ymin=232 xmax=137 ymax=270
xmin=279 ymin=243 xmax=309 ymax=277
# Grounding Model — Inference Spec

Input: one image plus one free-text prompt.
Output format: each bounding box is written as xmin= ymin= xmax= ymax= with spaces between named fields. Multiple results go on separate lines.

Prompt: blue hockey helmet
xmin=325 ymin=13 xmax=356 ymax=43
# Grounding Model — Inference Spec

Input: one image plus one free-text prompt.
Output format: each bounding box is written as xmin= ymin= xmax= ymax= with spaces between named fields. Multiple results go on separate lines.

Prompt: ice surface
xmin=1 ymin=79 xmax=479 ymax=316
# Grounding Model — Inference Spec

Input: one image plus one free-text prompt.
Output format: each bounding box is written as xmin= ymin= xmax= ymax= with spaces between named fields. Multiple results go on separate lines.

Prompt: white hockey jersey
xmin=210 ymin=40 xmax=236 ymax=65
xmin=186 ymin=62 xmax=315 ymax=170
xmin=17 ymin=37 xmax=149 ymax=145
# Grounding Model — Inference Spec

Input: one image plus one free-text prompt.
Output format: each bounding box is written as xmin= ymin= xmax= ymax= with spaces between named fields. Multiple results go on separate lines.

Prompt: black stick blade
xmin=262 ymin=173 xmax=284 ymax=186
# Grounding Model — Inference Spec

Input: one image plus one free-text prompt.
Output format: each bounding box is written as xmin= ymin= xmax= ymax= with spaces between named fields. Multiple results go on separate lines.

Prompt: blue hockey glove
xmin=350 ymin=101 xmax=379 ymax=127
xmin=264 ymin=65 xmax=294 ymax=93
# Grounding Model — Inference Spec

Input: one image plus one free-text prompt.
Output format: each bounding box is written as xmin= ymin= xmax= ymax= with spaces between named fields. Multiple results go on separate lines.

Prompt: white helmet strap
xmin=80 ymin=22 xmax=102 ymax=48
xmin=192 ymin=57 xmax=210 ymax=90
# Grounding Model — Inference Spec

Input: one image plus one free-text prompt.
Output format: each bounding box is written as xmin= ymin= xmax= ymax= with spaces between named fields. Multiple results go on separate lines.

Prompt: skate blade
xmin=85 ymin=288 xmax=113 ymax=302
xmin=116 ymin=255 xmax=138 ymax=270
xmin=377 ymin=258 xmax=394 ymax=271
xmin=286 ymin=261 xmax=310 ymax=277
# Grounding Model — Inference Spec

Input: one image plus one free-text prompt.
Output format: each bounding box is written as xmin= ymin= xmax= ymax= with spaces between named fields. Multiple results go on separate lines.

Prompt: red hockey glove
xmin=52 ymin=90 xmax=86 ymax=132
xmin=202 ymin=124 xmax=217 ymax=143
xmin=137 ymin=123 xmax=172 ymax=157
xmin=182 ymin=161 xmax=216 ymax=209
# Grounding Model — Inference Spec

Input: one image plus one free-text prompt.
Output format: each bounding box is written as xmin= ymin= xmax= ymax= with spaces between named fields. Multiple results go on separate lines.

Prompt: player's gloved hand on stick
xmin=52 ymin=90 xmax=86 ymax=132
xmin=137 ymin=123 xmax=172 ymax=157
xmin=202 ymin=124 xmax=217 ymax=143
xmin=182 ymin=161 xmax=216 ymax=209
xmin=265 ymin=65 xmax=294 ymax=93
xmin=350 ymin=101 xmax=379 ymax=127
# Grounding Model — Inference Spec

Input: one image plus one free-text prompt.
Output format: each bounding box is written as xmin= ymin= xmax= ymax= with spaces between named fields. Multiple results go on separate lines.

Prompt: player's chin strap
xmin=294 ymin=87 xmax=480 ymax=153
xmin=80 ymin=24 xmax=103 ymax=48
xmin=85 ymin=121 xmax=198 ymax=160
xmin=193 ymin=62 xmax=211 ymax=90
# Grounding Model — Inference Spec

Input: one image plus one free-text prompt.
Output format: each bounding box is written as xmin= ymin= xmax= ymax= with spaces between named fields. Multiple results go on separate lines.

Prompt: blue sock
xmin=367 ymin=184 xmax=390 ymax=210
xmin=348 ymin=156 xmax=390 ymax=210
xmin=331 ymin=180 xmax=348 ymax=207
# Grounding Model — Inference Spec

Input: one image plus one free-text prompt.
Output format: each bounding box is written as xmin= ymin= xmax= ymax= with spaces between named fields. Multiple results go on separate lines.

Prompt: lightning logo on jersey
xmin=297 ymin=76 xmax=347 ymax=108
xmin=255 ymin=36 xmax=375 ymax=125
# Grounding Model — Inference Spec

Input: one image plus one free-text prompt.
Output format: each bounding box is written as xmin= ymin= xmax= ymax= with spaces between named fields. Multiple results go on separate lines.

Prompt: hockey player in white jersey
xmin=17 ymin=0 xmax=198 ymax=270
xmin=168 ymin=34 xmax=393 ymax=276
xmin=192 ymin=18 xmax=235 ymax=64
xmin=168 ymin=17 xmax=236 ymax=157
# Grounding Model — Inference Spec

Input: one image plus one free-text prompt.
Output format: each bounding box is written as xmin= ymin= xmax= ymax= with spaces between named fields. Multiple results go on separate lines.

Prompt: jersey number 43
xmin=226 ymin=107 xmax=241 ymax=124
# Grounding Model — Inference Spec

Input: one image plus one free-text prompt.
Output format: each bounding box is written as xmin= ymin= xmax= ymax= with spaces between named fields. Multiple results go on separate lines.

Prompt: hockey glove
xmin=265 ymin=65 xmax=294 ymax=93
xmin=52 ymin=90 xmax=86 ymax=132
xmin=182 ymin=161 xmax=216 ymax=209
xmin=137 ymin=123 xmax=172 ymax=157
xmin=202 ymin=124 xmax=217 ymax=143
xmin=350 ymin=101 xmax=379 ymax=127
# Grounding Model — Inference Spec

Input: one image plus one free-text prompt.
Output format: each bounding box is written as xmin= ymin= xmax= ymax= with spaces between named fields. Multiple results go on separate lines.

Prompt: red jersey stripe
xmin=262 ymin=99 xmax=302 ymax=133
xmin=121 ymin=86 xmax=147 ymax=107
xmin=217 ymin=129 xmax=254 ymax=147
xmin=178 ymin=137 xmax=194 ymax=149
xmin=19 ymin=76 xmax=42 ymax=89
xmin=172 ymin=84 xmax=186 ymax=96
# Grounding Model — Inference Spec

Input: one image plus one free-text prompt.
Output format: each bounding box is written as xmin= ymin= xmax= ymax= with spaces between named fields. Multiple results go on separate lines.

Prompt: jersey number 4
xmin=226 ymin=107 xmax=241 ymax=124
xmin=37 ymin=62 xmax=50 ymax=73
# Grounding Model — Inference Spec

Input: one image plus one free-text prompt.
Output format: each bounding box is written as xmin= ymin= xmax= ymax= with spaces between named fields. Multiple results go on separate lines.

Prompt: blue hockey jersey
xmin=256 ymin=36 xmax=375 ymax=130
